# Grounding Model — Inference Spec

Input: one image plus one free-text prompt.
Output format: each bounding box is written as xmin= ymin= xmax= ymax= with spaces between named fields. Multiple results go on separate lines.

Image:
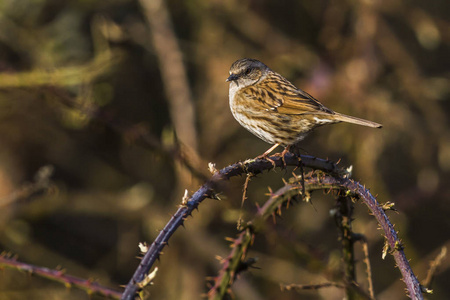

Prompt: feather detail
xmin=331 ymin=112 xmax=382 ymax=128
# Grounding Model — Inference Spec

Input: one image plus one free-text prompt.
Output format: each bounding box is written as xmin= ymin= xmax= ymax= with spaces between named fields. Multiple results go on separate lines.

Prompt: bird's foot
xmin=279 ymin=147 xmax=291 ymax=166
xmin=268 ymin=146 xmax=290 ymax=167
xmin=255 ymin=153 xmax=277 ymax=168
xmin=255 ymin=144 xmax=281 ymax=168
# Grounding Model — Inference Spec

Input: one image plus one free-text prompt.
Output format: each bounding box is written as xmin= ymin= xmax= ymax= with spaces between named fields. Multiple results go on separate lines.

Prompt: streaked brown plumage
xmin=226 ymin=58 xmax=382 ymax=156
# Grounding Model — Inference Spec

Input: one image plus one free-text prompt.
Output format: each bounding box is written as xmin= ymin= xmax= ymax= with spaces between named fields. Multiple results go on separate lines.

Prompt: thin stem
xmin=335 ymin=196 xmax=357 ymax=299
xmin=0 ymin=254 xmax=121 ymax=299
xmin=360 ymin=238 xmax=375 ymax=299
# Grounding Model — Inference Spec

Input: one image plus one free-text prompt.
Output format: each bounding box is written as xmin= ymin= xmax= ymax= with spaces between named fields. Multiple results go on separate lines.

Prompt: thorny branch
xmin=208 ymin=175 xmax=372 ymax=300
xmin=121 ymin=153 xmax=339 ymax=300
xmin=305 ymin=175 xmax=424 ymax=300
xmin=121 ymin=153 xmax=424 ymax=300
xmin=207 ymin=182 xmax=301 ymax=299
xmin=0 ymin=253 xmax=121 ymax=299
xmin=334 ymin=195 xmax=358 ymax=299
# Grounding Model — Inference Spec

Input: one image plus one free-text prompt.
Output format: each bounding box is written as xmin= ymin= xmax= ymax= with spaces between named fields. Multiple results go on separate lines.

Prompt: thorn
xmin=136 ymin=267 xmax=158 ymax=288
xmin=382 ymin=240 xmax=389 ymax=260
xmin=381 ymin=201 xmax=397 ymax=212
xmin=394 ymin=240 xmax=404 ymax=251
xmin=421 ymin=285 xmax=433 ymax=294
xmin=64 ymin=282 xmax=72 ymax=289
xmin=208 ymin=162 xmax=218 ymax=174
xmin=210 ymin=192 xmax=222 ymax=201
xmin=225 ymin=237 xmax=234 ymax=243
xmin=181 ymin=189 xmax=189 ymax=206
xmin=291 ymin=171 xmax=300 ymax=180
xmin=138 ymin=242 xmax=149 ymax=254
xmin=277 ymin=205 xmax=282 ymax=216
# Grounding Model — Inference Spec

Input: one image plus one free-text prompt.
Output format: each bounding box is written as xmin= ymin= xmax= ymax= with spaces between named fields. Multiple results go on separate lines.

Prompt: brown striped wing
xmin=242 ymin=72 xmax=334 ymax=115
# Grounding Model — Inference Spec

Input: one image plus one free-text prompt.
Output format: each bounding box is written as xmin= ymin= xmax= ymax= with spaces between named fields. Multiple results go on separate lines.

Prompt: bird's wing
xmin=243 ymin=73 xmax=334 ymax=115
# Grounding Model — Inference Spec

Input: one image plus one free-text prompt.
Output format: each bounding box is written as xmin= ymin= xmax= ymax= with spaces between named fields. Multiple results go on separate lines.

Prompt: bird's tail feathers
xmin=333 ymin=112 xmax=382 ymax=128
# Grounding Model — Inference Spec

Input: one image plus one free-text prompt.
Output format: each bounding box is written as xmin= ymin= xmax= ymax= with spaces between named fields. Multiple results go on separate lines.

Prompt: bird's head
xmin=226 ymin=58 xmax=269 ymax=89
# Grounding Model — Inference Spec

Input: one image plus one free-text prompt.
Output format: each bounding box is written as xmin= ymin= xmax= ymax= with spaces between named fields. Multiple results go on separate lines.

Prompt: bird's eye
xmin=245 ymin=68 xmax=252 ymax=75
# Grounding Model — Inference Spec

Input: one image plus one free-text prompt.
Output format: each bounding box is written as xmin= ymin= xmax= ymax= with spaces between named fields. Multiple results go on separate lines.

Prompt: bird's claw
xmin=256 ymin=154 xmax=277 ymax=168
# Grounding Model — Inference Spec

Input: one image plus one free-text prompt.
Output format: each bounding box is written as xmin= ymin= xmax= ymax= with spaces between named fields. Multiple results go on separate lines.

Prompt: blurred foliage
xmin=0 ymin=0 xmax=449 ymax=299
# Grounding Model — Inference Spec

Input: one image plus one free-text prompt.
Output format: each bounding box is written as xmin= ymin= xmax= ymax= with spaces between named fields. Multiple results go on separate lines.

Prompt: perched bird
xmin=226 ymin=58 xmax=382 ymax=157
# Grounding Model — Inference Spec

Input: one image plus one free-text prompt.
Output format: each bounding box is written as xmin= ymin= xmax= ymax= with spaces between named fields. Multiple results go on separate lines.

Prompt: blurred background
xmin=0 ymin=0 xmax=449 ymax=299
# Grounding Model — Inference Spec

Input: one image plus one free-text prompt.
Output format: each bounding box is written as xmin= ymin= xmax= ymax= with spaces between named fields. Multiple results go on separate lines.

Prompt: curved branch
xmin=121 ymin=154 xmax=422 ymax=300
xmin=120 ymin=154 xmax=338 ymax=300
xmin=305 ymin=175 xmax=423 ymax=300
xmin=209 ymin=173 xmax=423 ymax=299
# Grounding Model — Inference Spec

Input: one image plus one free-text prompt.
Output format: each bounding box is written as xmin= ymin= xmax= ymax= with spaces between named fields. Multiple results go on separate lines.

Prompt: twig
xmin=334 ymin=195 xmax=357 ymax=299
xmin=423 ymin=246 xmax=447 ymax=290
xmin=352 ymin=234 xmax=375 ymax=300
xmin=208 ymin=230 xmax=255 ymax=300
xmin=281 ymin=282 xmax=345 ymax=291
xmin=208 ymin=182 xmax=303 ymax=299
xmin=281 ymin=281 xmax=372 ymax=300
xmin=237 ymin=173 xmax=253 ymax=230
xmin=0 ymin=253 xmax=121 ymax=299
xmin=362 ymin=238 xmax=375 ymax=299
xmin=0 ymin=165 xmax=55 ymax=208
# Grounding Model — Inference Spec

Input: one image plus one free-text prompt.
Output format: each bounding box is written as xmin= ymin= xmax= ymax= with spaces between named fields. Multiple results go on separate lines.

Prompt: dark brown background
xmin=0 ymin=0 xmax=449 ymax=299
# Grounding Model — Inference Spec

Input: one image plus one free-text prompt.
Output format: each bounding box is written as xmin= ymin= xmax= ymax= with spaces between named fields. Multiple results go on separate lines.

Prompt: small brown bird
xmin=226 ymin=58 xmax=382 ymax=157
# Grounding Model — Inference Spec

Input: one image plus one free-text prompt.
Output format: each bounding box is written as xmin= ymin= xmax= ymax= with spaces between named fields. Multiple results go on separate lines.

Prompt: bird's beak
xmin=226 ymin=74 xmax=238 ymax=82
